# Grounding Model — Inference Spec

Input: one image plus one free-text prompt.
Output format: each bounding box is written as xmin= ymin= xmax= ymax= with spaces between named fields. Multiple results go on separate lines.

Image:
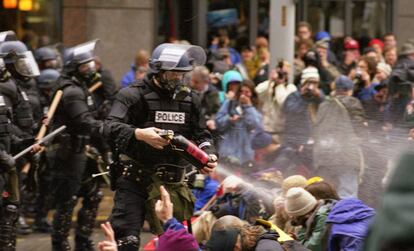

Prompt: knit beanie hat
xmin=205 ymin=229 xmax=239 ymax=251
xmin=300 ymin=67 xmax=320 ymax=85
xmin=377 ymin=62 xmax=392 ymax=76
xmin=335 ymin=75 xmax=354 ymax=91
xmin=282 ymin=175 xmax=308 ymax=195
xmin=285 ymin=187 xmax=317 ymax=217
xmin=157 ymin=229 xmax=199 ymax=251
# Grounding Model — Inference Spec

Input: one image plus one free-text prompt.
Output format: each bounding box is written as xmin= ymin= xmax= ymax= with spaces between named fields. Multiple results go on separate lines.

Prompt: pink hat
xmin=369 ymin=39 xmax=384 ymax=50
xmin=344 ymin=39 xmax=360 ymax=50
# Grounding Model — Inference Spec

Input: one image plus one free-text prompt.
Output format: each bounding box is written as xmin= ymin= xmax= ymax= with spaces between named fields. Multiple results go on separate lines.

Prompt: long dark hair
xmin=305 ymin=181 xmax=340 ymax=200
xmin=236 ymin=80 xmax=259 ymax=107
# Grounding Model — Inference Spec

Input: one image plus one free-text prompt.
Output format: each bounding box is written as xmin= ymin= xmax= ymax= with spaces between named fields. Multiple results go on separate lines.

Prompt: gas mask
xmin=0 ymin=58 xmax=10 ymax=82
xmin=77 ymin=60 xmax=98 ymax=82
xmin=157 ymin=70 xmax=191 ymax=100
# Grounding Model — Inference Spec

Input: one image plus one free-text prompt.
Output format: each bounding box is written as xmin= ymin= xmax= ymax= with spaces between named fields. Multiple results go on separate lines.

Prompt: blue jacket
xmin=216 ymin=99 xmax=262 ymax=164
xmin=282 ymin=91 xmax=324 ymax=147
xmin=120 ymin=65 xmax=136 ymax=88
xmin=192 ymin=176 xmax=219 ymax=211
xmin=326 ymin=198 xmax=375 ymax=251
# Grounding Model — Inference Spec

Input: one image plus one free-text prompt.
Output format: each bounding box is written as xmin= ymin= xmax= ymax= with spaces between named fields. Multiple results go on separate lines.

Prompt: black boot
xmin=117 ymin=236 xmax=140 ymax=251
xmin=75 ymin=191 xmax=103 ymax=251
xmin=32 ymin=217 xmax=52 ymax=233
xmin=33 ymin=181 xmax=54 ymax=233
xmin=0 ymin=204 xmax=18 ymax=251
xmin=16 ymin=215 xmax=32 ymax=235
xmin=51 ymin=196 xmax=77 ymax=251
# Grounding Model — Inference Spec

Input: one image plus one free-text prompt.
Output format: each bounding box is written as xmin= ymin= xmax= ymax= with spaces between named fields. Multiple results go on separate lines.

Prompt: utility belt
xmin=118 ymin=154 xmax=186 ymax=184
xmin=71 ymin=135 xmax=90 ymax=151
xmin=57 ymin=134 xmax=90 ymax=152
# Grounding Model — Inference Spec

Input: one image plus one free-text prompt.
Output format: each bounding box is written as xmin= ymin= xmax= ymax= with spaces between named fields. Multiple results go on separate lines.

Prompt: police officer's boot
xmin=16 ymin=215 xmax=32 ymax=235
xmin=33 ymin=193 xmax=53 ymax=233
xmin=75 ymin=191 xmax=103 ymax=251
xmin=51 ymin=196 xmax=77 ymax=251
xmin=0 ymin=204 xmax=18 ymax=251
xmin=117 ymin=235 xmax=140 ymax=251
xmin=33 ymin=216 xmax=52 ymax=233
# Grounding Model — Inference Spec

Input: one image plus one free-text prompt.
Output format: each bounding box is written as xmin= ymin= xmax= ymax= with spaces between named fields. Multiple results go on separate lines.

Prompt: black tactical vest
xmin=127 ymin=80 xmax=195 ymax=165
xmin=14 ymin=88 xmax=34 ymax=130
xmin=134 ymin=81 xmax=193 ymax=138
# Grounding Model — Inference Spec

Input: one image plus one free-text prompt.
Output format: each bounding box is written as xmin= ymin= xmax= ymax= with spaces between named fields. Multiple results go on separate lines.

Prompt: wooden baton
xmin=88 ymin=81 xmax=103 ymax=93
xmin=22 ymin=90 xmax=63 ymax=174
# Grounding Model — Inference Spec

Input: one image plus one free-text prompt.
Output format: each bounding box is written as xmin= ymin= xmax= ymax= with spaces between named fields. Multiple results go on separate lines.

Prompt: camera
xmin=354 ymin=69 xmax=363 ymax=81
xmin=277 ymin=60 xmax=287 ymax=80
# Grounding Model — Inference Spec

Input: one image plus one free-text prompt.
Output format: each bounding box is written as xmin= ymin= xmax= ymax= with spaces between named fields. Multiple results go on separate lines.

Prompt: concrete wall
xmin=394 ymin=0 xmax=414 ymax=48
xmin=62 ymin=0 xmax=155 ymax=85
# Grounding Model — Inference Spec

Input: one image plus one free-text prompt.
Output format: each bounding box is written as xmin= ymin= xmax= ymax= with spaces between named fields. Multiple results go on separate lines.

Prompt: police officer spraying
xmin=104 ymin=43 xmax=217 ymax=250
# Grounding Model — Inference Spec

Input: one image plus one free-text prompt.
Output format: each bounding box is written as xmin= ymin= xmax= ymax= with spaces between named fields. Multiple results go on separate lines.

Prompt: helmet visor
xmin=0 ymin=31 xmax=17 ymax=43
xmin=156 ymin=44 xmax=206 ymax=71
xmin=14 ymin=51 xmax=40 ymax=77
xmin=73 ymin=40 xmax=98 ymax=64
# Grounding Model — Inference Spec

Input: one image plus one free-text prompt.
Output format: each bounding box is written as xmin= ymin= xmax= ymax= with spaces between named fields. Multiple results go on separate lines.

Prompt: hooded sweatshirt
xmin=326 ymin=198 xmax=375 ymax=251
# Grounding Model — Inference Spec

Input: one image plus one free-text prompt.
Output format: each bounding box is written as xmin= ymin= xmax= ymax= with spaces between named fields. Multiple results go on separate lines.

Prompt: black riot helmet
xmin=0 ymin=40 xmax=40 ymax=81
xmin=0 ymin=30 xmax=17 ymax=43
xmin=36 ymin=69 xmax=60 ymax=93
xmin=63 ymin=39 xmax=98 ymax=81
xmin=149 ymin=43 xmax=206 ymax=99
xmin=35 ymin=46 xmax=59 ymax=70
xmin=0 ymin=30 xmax=17 ymax=81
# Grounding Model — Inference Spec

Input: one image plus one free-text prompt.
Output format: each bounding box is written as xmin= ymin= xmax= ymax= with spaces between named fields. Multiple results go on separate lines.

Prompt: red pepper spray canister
xmin=159 ymin=130 xmax=211 ymax=169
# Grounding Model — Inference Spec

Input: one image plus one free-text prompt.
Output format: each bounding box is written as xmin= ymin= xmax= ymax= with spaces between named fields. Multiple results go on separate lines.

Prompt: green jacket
xmin=297 ymin=200 xmax=334 ymax=251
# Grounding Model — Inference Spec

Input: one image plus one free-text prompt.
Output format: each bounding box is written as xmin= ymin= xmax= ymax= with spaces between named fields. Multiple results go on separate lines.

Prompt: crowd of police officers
xmin=0 ymin=30 xmax=217 ymax=251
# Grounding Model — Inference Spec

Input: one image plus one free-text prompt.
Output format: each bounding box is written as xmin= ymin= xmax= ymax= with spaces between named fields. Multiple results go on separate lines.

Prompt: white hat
xmin=301 ymin=67 xmax=320 ymax=85
xmin=285 ymin=187 xmax=317 ymax=217
xmin=377 ymin=62 xmax=392 ymax=76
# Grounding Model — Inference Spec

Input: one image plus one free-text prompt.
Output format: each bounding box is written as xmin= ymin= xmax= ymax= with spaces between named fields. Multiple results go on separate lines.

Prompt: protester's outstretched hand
xmin=155 ymin=185 xmax=173 ymax=223
xmin=97 ymin=222 xmax=118 ymax=251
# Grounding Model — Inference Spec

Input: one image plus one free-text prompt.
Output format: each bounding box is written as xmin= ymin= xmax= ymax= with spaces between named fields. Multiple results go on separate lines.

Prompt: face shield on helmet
xmin=0 ymin=31 xmax=17 ymax=43
xmin=150 ymin=43 xmax=206 ymax=99
xmin=64 ymin=39 xmax=98 ymax=74
xmin=13 ymin=51 xmax=40 ymax=78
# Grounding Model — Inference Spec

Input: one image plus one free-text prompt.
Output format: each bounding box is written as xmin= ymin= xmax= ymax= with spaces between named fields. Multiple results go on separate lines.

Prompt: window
xmin=0 ymin=0 xmax=62 ymax=49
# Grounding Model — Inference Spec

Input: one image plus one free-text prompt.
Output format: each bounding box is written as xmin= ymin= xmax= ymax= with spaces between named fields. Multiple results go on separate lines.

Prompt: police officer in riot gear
xmin=0 ymin=56 xmax=19 ymax=251
xmin=50 ymin=40 xmax=104 ymax=251
xmin=31 ymin=68 xmax=60 ymax=233
xmin=34 ymin=46 xmax=61 ymax=71
xmin=104 ymin=43 xmax=217 ymax=250
xmin=0 ymin=31 xmax=41 ymax=250
xmin=1 ymin=37 xmax=43 ymax=236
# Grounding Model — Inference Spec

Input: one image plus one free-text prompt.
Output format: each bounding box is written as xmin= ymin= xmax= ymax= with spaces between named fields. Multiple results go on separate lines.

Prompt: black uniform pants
xmin=52 ymin=148 xmax=102 ymax=242
xmin=109 ymin=177 xmax=147 ymax=249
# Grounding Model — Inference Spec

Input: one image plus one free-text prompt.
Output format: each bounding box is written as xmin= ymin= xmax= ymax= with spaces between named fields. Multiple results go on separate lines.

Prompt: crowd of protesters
xmin=95 ymin=21 xmax=414 ymax=251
